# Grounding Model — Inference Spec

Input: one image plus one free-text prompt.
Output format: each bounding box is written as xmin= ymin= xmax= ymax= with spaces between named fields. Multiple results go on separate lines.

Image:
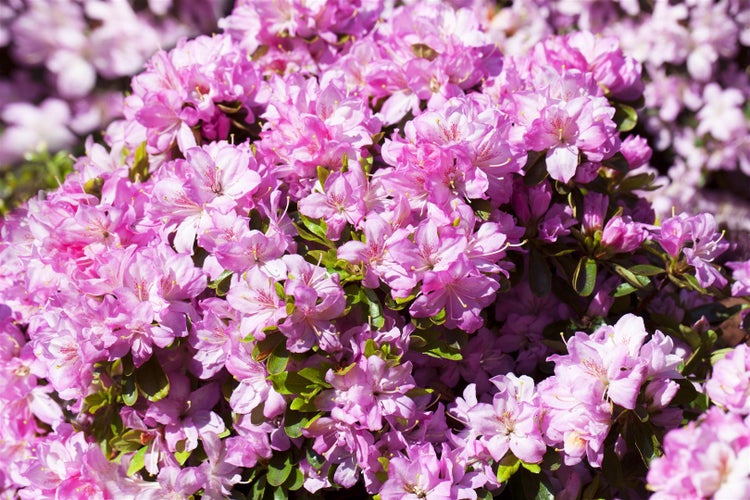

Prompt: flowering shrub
xmin=0 ymin=0 xmax=229 ymax=211
xmin=490 ymin=0 xmax=750 ymax=224
xmin=2 ymin=0 xmax=750 ymax=498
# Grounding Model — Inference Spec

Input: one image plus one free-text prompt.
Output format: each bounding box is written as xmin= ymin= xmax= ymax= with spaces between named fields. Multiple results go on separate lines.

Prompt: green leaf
xmin=683 ymin=272 xmax=708 ymax=293
xmin=284 ymin=467 xmax=305 ymax=491
xmin=83 ymin=390 xmax=110 ymax=414
xmin=614 ymin=103 xmax=638 ymax=132
xmin=135 ymin=354 xmax=170 ymax=402
xmin=252 ymin=333 xmax=285 ymax=362
xmin=617 ymin=172 xmax=656 ymax=192
xmin=496 ymin=455 xmax=521 ymax=483
xmin=602 ymin=152 xmax=630 ymax=172
xmin=268 ymin=371 xmax=316 ymax=395
xmin=266 ymin=452 xmax=293 ymax=487
xmin=175 ymin=449 xmax=191 ymax=466
xmin=292 ymin=216 xmax=332 ymax=248
xmin=266 ymin=342 xmax=290 ymax=376
xmin=628 ymin=264 xmax=664 ymax=276
xmin=362 ymin=288 xmax=386 ymax=329
xmin=476 ymin=489 xmax=494 ymax=500
xmin=431 ymin=306 xmax=447 ymax=326
xmin=631 ymin=421 xmax=661 ymax=465
xmin=471 ymin=199 xmax=494 ymax=221
xmin=110 ymin=429 xmax=146 ymax=453
xmin=411 ymin=43 xmax=439 ymax=61
xmin=520 ymin=470 xmax=555 ymax=500
xmin=521 ymin=461 xmax=541 ymax=474
xmin=409 ymin=329 xmax=463 ymax=361
xmin=307 ymin=447 xmax=326 ymax=470
xmin=84 ymin=177 xmax=104 ymax=198
xmin=122 ymin=375 xmax=138 ymax=406
xmin=289 ymin=397 xmax=318 ymax=412
xmin=573 ymin=256 xmax=597 ymax=297
xmin=612 ymin=282 xmax=638 ymax=297
xmin=300 ymin=214 xmax=330 ymax=242
xmin=297 ymin=366 xmax=331 ymax=386
xmin=612 ymin=264 xmax=651 ymax=289
xmin=364 ymin=338 xmax=379 ymax=357
xmin=127 ymin=446 xmax=148 ymax=476
xmin=208 ymin=269 xmax=233 ymax=297
xmin=129 ymin=142 xmax=150 ymax=182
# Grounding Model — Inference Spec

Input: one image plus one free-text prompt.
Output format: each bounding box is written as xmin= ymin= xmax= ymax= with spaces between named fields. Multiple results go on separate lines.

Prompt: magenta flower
xmin=379 ymin=443 xmax=454 ymax=500
xmin=450 ymin=375 xmax=546 ymax=465
xmin=298 ymin=165 xmax=368 ymax=240
xmin=318 ymin=355 xmax=416 ymax=431
xmin=226 ymin=267 xmax=287 ymax=340
xmin=410 ymin=255 xmax=499 ymax=334
xmin=525 ymin=96 xmax=618 ymax=183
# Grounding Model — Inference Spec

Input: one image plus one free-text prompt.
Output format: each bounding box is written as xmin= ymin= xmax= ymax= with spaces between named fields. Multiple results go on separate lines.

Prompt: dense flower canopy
xmin=2 ymin=1 xmax=750 ymax=499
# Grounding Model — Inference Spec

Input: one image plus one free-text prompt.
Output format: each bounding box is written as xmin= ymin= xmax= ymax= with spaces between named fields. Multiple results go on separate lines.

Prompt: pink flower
xmin=706 ymin=344 xmax=750 ymax=415
xmin=379 ymin=444 xmax=454 ymax=500
xmin=410 ymin=255 xmax=499 ymax=334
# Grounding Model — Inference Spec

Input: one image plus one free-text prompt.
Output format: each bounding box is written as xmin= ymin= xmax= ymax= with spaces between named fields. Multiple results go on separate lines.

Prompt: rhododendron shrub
xmin=489 ymin=0 xmax=750 ymax=232
xmin=2 ymin=1 xmax=750 ymax=498
xmin=0 ymin=0 xmax=230 ymax=212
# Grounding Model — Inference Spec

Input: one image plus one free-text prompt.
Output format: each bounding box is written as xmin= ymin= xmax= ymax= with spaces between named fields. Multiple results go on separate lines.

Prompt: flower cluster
xmin=0 ymin=0 xmax=228 ymax=169
xmin=647 ymin=407 xmax=750 ymax=499
xmin=2 ymin=0 xmax=750 ymax=498
xmin=490 ymin=0 xmax=750 ymax=225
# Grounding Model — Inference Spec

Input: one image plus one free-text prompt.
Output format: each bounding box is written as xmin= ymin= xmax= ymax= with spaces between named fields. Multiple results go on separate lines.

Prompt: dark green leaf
xmin=409 ymin=328 xmax=463 ymax=360
xmin=529 ymin=247 xmax=552 ymax=297
xmin=122 ymin=375 xmax=138 ymax=406
xmin=362 ymin=288 xmax=386 ymax=329
xmin=266 ymin=452 xmax=293 ymax=487
xmin=471 ymin=199 xmax=494 ymax=221
xmin=110 ymin=429 xmax=146 ymax=453
xmin=523 ymin=151 xmax=549 ymax=185
xmin=306 ymin=447 xmax=326 ymax=470
xmin=612 ymin=264 xmax=651 ymax=289
xmin=581 ymin=474 xmax=601 ymax=500
xmin=617 ymin=172 xmax=656 ymax=192
xmin=602 ymin=152 xmax=630 ymax=172
xmin=284 ymin=467 xmax=305 ymax=491
xmin=521 ymin=470 xmax=554 ymax=500
xmin=84 ymin=177 xmax=104 ymax=198
xmin=208 ymin=269 xmax=233 ymax=297
xmin=135 ymin=354 xmax=170 ymax=402
xmin=631 ymin=421 xmax=660 ymax=465
xmin=252 ymin=333 xmax=285 ymax=362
